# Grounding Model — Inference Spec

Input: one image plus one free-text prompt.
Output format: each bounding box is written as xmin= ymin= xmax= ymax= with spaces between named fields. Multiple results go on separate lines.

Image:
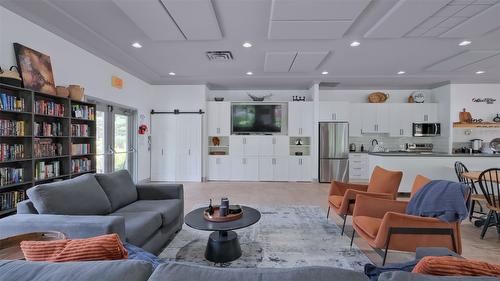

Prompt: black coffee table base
xmin=205 ymin=230 xmax=242 ymax=263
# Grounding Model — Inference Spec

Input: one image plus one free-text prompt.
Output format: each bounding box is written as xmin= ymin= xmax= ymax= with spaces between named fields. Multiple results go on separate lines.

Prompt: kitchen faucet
xmin=371 ymin=139 xmax=379 ymax=147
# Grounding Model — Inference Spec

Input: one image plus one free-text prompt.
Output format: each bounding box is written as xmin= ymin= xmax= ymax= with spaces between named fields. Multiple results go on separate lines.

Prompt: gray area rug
xmin=159 ymin=206 xmax=371 ymax=271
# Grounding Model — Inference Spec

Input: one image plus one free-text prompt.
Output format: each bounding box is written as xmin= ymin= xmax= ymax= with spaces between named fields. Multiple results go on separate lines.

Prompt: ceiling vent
xmin=319 ymin=82 xmax=340 ymax=89
xmin=206 ymin=51 xmax=233 ymax=61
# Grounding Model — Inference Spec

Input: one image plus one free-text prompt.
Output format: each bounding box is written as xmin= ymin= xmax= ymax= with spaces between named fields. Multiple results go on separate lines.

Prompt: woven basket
xmin=368 ymin=92 xmax=388 ymax=103
xmin=56 ymin=86 xmax=70 ymax=97
xmin=68 ymin=85 xmax=85 ymax=101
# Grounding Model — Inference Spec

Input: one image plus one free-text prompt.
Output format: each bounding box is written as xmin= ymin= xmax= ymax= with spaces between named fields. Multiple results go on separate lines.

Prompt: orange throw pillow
xmin=20 ymin=233 xmax=128 ymax=262
xmin=413 ymin=256 xmax=500 ymax=277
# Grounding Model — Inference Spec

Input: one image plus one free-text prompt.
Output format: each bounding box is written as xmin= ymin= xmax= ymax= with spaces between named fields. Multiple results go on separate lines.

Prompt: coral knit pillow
xmin=413 ymin=256 xmax=500 ymax=277
xmin=20 ymin=234 xmax=128 ymax=262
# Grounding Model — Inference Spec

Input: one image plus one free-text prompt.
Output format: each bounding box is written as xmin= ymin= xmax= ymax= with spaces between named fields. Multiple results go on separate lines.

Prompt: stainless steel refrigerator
xmin=319 ymin=122 xmax=349 ymax=183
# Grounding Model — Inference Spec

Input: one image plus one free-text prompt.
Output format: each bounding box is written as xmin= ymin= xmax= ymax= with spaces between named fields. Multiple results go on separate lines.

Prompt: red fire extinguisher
xmin=138 ymin=124 xmax=148 ymax=135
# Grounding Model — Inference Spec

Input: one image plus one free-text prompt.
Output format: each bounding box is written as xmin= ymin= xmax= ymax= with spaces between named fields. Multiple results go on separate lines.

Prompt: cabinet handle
xmin=424 ymin=114 xmax=428 ymax=121
xmin=242 ymin=158 xmax=246 ymax=165
xmin=188 ymin=149 xmax=191 ymax=156
xmin=299 ymin=128 xmax=302 ymax=135
xmin=243 ymin=137 xmax=246 ymax=144
xmin=272 ymin=158 xmax=276 ymax=165
xmin=374 ymin=125 xmax=377 ymax=131
xmin=360 ymin=129 xmax=363 ymax=134
xmin=272 ymin=138 xmax=276 ymax=145
xmin=161 ymin=149 xmax=163 ymax=155
xmin=353 ymin=167 xmax=362 ymax=170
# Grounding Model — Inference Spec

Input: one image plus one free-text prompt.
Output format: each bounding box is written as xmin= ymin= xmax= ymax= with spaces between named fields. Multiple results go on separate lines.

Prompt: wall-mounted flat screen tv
xmin=232 ymin=104 xmax=282 ymax=134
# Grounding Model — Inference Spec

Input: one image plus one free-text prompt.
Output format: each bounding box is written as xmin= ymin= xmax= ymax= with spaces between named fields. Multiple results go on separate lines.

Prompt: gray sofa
xmin=0 ymin=260 xmax=497 ymax=281
xmin=0 ymin=170 xmax=183 ymax=254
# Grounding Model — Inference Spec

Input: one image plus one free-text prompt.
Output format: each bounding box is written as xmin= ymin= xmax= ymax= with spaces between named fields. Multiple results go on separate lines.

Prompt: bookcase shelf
xmin=0 ymin=83 xmax=96 ymax=218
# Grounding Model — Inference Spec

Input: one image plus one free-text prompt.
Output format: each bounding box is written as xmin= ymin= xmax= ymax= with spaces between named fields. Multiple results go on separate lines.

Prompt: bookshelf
xmin=0 ymin=83 xmax=96 ymax=217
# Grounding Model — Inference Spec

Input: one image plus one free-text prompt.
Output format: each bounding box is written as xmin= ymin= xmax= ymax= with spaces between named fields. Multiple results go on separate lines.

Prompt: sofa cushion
xmin=353 ymin=216 xmax=382 ymax=239
xmin=111 ymin=211 xmax=162 ymax=246
xmin=95 ymin=170 xmax=138 ymax=211
xmin=379 ymin=271 xmax=499 ymax=281
xmin=0 ymin=260 xmax=152 ymax=281
xmin=114 ymin=199 xmax=182 ymax=227
xmin=149 ymin=263 xmax=369 ymax=281
xmin=27 ymin=174 xmax=111 ymax=215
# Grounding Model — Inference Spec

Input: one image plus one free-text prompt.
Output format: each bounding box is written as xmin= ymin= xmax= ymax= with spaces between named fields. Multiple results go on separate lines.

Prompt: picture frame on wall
xmin=13 ymin=43 xmax=57 ymax=95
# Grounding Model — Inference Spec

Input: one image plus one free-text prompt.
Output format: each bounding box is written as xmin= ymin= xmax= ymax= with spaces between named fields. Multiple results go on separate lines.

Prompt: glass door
xmin=94 ymin=101 xmax=136 ymax=179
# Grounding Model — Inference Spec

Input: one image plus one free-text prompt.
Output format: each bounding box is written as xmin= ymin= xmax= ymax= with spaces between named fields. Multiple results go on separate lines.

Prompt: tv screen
xmin=232 ymin=104 xmax=282 ymax=133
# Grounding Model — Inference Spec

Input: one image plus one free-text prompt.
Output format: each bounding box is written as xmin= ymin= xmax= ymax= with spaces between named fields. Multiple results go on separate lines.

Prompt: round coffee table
xmin=185 ymin=206 xmax=260 ymax=263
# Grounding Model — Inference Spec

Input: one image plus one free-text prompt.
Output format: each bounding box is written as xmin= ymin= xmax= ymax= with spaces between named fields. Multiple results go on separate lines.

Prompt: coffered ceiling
xmin=1 ymin=0 xmax=500 ymax=89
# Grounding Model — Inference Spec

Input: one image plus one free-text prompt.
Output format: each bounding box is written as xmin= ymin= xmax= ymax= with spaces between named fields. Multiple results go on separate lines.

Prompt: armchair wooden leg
xmin=481 ymin=210 xmax=494 ymax=239
xmin=327 ymin=206 xmax=330 ymax=219
xmin=350 ymin=229 xmax=355 ymax=249
xmin=341 ymin=215 xmax=347 ymax=236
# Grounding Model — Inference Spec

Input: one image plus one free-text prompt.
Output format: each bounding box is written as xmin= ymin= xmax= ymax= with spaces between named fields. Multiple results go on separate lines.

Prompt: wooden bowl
xmin=204 ymin=206 xmax=243 ymax=222
xmin=0 ymin=231 xmax=66 ymax=260
xmin=368 ymin=92 xmax=388 ymax=103
xmin=68 ymin=85 xmax=85 ymax=101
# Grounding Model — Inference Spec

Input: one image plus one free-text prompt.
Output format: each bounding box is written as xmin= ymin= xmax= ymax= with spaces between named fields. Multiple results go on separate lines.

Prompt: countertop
xmin=367 ymin=152 xmax=500 ymax=157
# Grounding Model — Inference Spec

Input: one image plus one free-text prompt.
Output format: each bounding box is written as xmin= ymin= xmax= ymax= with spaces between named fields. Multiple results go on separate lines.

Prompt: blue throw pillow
xmin=124 ymin=243 xmax=165 ymax=269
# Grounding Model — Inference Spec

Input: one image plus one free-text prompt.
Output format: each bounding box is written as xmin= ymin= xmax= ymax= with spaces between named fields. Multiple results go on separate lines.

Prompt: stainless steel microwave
xmin=412 ymin=123 xmax=441 ymax=137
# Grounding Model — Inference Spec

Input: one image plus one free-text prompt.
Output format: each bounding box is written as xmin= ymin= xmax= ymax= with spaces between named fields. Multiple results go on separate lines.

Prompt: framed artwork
xmin=14 ymin=43 xmax=56 ymax=95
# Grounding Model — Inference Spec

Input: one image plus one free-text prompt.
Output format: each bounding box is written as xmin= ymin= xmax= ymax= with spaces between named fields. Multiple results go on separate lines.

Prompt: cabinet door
xmin=207 ymin=102 xmax=219 ymax=136
xmin=376 ymin=104 xmax=390 ymax=133
xmin=258 ymin=157 xmax=274 ymax=181
xmin=208 ymin=156 xmax=230 ymax=181
xmin=299 ymin=157 xmax=311 ymax=181
xmin=258 ymin=136 xmax=275 ymax=156
xmin=245 ymin=136 xmax=261 ymax=156
xmin=230 ymin=156 xmax=246 ymax=180
xmin=288 ymin=157 xmax=301 ymax=182
xmin=413 ymin=104 xmax=438 ymax=122
xmin=229 ymin=136 xmax=244 ymax=155
xmin=361 ymin=104 xmax=378 ymax=133
xmin=245 ymin=157 xmax=260 ymax=181
xmin=288 ymin=102 xmax=302 ymax=136
xmin=349 ymin=103 xmax=363 ymax=137
xmin=208 ymin=156 xmax=218 ymax=180
xmin=389 ymin=104 xmax=413 ymax=137
xmin=300 ymin=102 xmax=314 ymax=136
xmin=177 ymin=115 xmax=201 ymax=181
xmin=274 ymin=136 xmax=289 ymax=156
xmin=274 ymin=157 xmax=289 ymax=181
xmin=150 ymin=115 xmax=170 ymax=181
xmin=319 ymin=102 xmax=350 ymax=121
xmin=217 ymin=102 xmax=231 ymax=135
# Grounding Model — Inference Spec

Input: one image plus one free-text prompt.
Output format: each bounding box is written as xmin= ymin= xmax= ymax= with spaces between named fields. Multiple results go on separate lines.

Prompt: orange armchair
xmin=327 ymin=166 xmax=403 ymax=235
xmin=351 ymin=175 xmax=462 ymax=265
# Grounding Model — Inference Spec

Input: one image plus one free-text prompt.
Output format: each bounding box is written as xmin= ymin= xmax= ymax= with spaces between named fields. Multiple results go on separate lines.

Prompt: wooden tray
xmin=0 ymin=231 xmax=66 ymax=260
xmin=204 ymin=206 xmax=243 ymax=222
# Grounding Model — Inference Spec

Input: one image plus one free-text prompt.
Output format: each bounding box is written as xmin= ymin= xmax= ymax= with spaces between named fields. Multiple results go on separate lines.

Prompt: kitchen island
xmin=368 ymin=152 xmax=500 ymax=192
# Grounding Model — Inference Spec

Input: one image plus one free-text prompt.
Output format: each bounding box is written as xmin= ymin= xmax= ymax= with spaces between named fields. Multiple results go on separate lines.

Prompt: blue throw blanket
xmin=406 ymin=180 xmax=469 ymax=222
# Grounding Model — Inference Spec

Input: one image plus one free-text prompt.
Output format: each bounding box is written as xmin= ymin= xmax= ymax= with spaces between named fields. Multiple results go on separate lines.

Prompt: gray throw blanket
xmin=406 ymin=180 xmax=469 ymax=222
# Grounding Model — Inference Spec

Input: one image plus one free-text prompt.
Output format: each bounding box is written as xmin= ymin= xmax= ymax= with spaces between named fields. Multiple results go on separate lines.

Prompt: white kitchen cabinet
xmin=229 ymin=135 xmax=260 ymax=156
xmin=208 ymin=156 xmax=231 ymax=181
xmin=288 ymin=156 xmax=311 ymax=182
xmin=349 ymin=103 xmax=363 ymax=137
xmin=319 ymin=102 xmax=350 ymax=121
xmin=360 ymin=104 xmax=389 ymax=133
xmin=349 ymin=153 xmax=369 ymax=181
xmin=258 ymin=136 xmax=289 ymax=156
xmin=230 ymin=156 xmax=259 ymax=181
xmin=207 ymin=102 xmax=231 ymax=136
xmin=389 ymin=104 xmax=413 ymax=137
xmin=259 ymin=156 xmax=288 ymax=181
xmin=288 ymin=102 xmax=313 ymax=136
xmin=412 ymin=103 xmax=438 ymax=122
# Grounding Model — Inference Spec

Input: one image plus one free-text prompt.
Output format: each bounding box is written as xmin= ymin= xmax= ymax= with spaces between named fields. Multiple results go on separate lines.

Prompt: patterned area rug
xmin=159 ymin=206 xmax=371 ymax=271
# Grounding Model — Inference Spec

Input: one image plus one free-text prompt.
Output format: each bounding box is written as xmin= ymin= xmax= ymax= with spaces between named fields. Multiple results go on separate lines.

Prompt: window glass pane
xmin=96 ymin=110 xmax=105 ymax=173
xmin=114 ymin=114 xmax=129 ymax=172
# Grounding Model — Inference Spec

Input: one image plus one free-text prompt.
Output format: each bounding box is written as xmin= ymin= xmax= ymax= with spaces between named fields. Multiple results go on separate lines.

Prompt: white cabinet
xmin=349 ymin=153 xmax=369 ymax=181
xmin=319 ymin=102 xmax=350 ymax=121
xmin=349 ymin=103 xmax=363 ymax=137
xmin=259 ymin=156 xmax=288 ymax=181
xmin=207 ymin=102 xmax=231 ymax=136
xmin=258 ymin=136 xmax=289 ymax=156
xmin=208 ymin=156 xmax=231 ymax=181
xmin=288 ymin=156 xmax=311 ymax=182
xmin=412 ymin=104 xmax=438 ymax=122
xmin=288 ymin=102 xmax=313 ymax=136
xmin=361 ymin=104 xmax=389 ymax=133
xmin=230 ymin=156 xmax=259 ymax=181
xmin=229 ymin=135 xmax=260 ymax=156
xmin=389 ymin=104 xmax=413 ymax=137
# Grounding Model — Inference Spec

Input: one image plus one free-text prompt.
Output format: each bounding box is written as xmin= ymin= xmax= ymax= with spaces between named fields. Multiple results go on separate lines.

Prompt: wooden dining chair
xmin=477 ymin=168 xmax=500 ymax=239
xmin=454 ymin=161 xmax=485 ymax=221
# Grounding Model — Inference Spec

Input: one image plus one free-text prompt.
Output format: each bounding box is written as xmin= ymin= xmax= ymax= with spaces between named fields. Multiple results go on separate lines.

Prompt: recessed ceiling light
xmin=350 ymin=41 xmax=360 ymax=47
xmin=321 ymin=71 xmax=329 ymax=75
xmin=397 ymin=71 xmax=406 ymax=75
xmin=475 ymin=70 xmax=485 ymax=74
xmin=458 ymin=40 xmax=471 ymax=46
xmin=246 ymin=71 xmax=253 ymax=75
xmin=131 ymin=42 xmax=142 ymax=48
xmin=168 ymin=72 xmax=176 ymax=76
xmin=242 ymin=42 xmax=253 ymax=48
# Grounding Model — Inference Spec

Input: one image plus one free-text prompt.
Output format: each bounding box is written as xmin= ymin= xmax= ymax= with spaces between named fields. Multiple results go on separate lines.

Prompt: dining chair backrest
xmin=454 ymin=161 xmax=479 ymax=195
xmin=477 ymin=168 xmax=500 ymax=209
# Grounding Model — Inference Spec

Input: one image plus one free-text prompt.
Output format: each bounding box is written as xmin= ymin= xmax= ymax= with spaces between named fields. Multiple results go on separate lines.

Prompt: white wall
xmin=208 ymin=89 xmax=311 ymax=102
xmin=449 ymin=84 xmax=500 ymax=122
xmin=0 ymin=7 xmax=154 ymax=181
xmin=319 ymin=89 xmax=432 ymax=103
xmin=431 ymin=84 xmax=452 ymax=153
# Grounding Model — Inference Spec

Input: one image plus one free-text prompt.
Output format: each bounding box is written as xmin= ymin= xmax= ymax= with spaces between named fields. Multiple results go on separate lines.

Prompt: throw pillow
xmin=21 ymin=234 xmax=128 ymax=262
xmin=413 ymin=256 xmax=500 ymax=277
xmin=95 ymin=170 xmax=138 ymax=211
